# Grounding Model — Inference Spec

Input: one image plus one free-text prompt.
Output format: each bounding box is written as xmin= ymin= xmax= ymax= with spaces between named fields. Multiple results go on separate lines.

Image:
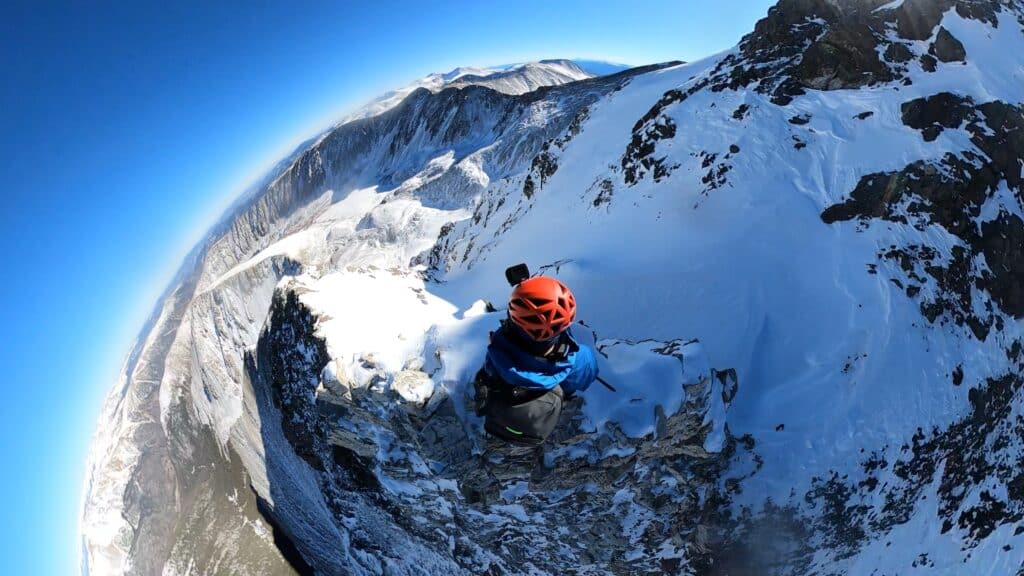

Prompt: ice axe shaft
xmin=596 ymin=376 xmax=617 ymax=392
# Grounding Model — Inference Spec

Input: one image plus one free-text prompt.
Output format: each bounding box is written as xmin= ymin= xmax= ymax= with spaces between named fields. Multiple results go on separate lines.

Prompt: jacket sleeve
xmin=561 ymin=344 xmax=599 ymax=395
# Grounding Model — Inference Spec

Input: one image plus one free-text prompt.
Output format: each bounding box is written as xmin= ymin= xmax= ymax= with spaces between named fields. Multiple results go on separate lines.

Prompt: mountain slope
xmin=83 ymin=2 xmax=1024 ymax=574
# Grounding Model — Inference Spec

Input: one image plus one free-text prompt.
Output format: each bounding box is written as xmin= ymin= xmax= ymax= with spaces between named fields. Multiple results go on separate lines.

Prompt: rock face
xmin=84 ymin=2 xmax=1024 ymax=575
xmin=931 ymin=26 xmax=968 ymax=61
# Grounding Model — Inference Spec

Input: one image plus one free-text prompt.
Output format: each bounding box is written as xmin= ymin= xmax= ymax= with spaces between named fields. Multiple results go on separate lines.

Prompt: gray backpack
xmin=473 ymin=369 xmax=563 ymax=446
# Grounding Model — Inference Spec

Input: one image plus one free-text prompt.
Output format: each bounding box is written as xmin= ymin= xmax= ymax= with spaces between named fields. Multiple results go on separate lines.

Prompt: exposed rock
xmin=821 ymin=170 xmax=908 ymax=224
xmin=694 ymin=150 xmax=736 ymax=195
xmin=619 ymin=0 xmax=1000 ymax=185
xmin=695 ymin=501 xmax=815 ymax=575
xmin=85 ymin=2 xmax=1024 ymax=574
xmin=894 ymin=0 xmax=956 ymax=41
xmin=921 ymin=53 xmax=938 ymax=72
xmin=981 ymin=212 xmax=1024 ymax=317
xmin=804 ymin=372 xmax=1024 ymax=551
xmin=955 ymin=0 xmax=1002 ymax=27
xmin=743 ymin=0 xmax=842 ymax=55
xmin=709 ymin=364 xmax=1024 ymax=570
xmin=620 ymin=0 xmax=1023 ymax=187
xmin=521 ymin=108 xmax=593 ymax=197
xmin=590 ymin=177 xmax=615 ymax=207
xmin=930 ymin=27 xmax=967 ymax=63
xmin=522 ymin=174 xmax=536 ymax=198
xmin=884 ymin=42 xmax=914 ymax=63
xmin=900 ymin=92 xmax=976 ymax=141
xmin=391 ymin=369 xmax=434 ymax=408
xmin=526 ymin=150 xmax=558 ymax=194
xmin=259 ymin=289 xmax=332 ymax=470
xmin=791 ymin=23 xmax=895 ymax=90
xmin=622 ymin=90 xmax=682 ymax=185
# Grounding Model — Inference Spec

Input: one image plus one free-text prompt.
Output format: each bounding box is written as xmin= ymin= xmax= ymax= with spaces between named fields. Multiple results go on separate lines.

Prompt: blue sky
xmin=0 ymin=1 xmax=774 ymax=573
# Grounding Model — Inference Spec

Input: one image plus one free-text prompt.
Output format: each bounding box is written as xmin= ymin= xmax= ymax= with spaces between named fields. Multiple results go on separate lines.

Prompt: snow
xmin=500 ymin=481 xmax=530 ymax=502
xmin=300 ymin=271 xmax=456 ymax=380
xmin=940 ymin=8 xmax=1024 ymax=105
xmin=489 ymin=504 xmax=531 ymax=523
xmin=978 ymin=180 xmax=1024 ymax=223
xmin=874 ymin=0 xmax=905 ymax=13
xmin=581 ymin=339 xmax=705 ymax=438
xmin=460 ymin=299 xmax=493 ymax=319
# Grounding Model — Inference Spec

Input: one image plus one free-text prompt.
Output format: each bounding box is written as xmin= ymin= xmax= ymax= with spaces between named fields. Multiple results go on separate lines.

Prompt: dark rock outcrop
xmin=622 ymin=90 xmax=681 ymax=185
xmin=981 ymin=212 xmax=1024 ymax=317
xmin=258 ymin=289 xmax=332 ymax=469
xmin=894 ymin=0 xmax=956 ymax=40
xmin=921 ymin=53 xmax=939 ymax=73
xmin=931 ymin=26 xmax=968 ymax=62
xmin=884 ymin=42 xmax=915 ymax=63
xmin=900 ymin=92 xmax=977 ymax=141
xmin=819 ymin=370 xmax=1024 ymax=550
xmin=791 ymin=22 xmax=895 ymax=90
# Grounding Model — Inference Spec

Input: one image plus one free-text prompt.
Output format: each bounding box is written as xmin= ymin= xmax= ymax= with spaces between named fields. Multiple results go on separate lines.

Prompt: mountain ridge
xmin=336 ymin=59 xmax=605 ymax=125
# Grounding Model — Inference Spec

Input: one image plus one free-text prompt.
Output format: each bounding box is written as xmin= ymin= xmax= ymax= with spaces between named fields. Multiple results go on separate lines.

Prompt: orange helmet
xmin=508 ymin=276 xmax=577 ymax=342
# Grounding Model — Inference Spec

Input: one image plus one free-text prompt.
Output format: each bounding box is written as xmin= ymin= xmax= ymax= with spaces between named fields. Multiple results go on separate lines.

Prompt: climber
xmin=472 ymin=266 xmax=599 ymax=446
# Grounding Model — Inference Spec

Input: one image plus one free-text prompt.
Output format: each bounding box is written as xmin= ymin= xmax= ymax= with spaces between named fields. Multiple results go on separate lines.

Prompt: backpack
xmin=473 ymin=368 xmax=563 ymax=446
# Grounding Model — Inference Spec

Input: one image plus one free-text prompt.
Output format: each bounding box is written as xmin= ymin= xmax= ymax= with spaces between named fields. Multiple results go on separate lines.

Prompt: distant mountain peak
xmin=339 ymin=59 xmax=596 ymax=125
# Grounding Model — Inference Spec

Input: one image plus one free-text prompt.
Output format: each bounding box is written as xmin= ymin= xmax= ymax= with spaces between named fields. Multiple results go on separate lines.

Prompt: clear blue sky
xmin=0 ymin=1 xmax=774 ymax=573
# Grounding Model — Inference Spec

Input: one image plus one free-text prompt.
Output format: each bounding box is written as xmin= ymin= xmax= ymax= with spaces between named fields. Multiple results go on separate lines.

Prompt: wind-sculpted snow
xmin=85 ymin=2 xmax=1024 ymax=574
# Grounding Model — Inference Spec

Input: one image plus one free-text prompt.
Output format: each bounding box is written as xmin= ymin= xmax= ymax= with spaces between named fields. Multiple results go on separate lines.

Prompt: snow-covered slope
xmin=83 ymin=1 xmax=1024 ymax=574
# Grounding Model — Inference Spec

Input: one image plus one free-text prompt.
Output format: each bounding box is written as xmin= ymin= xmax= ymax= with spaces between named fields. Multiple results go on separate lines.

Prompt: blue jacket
xmin=483 ymin=323 xmax=598 ymax=395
